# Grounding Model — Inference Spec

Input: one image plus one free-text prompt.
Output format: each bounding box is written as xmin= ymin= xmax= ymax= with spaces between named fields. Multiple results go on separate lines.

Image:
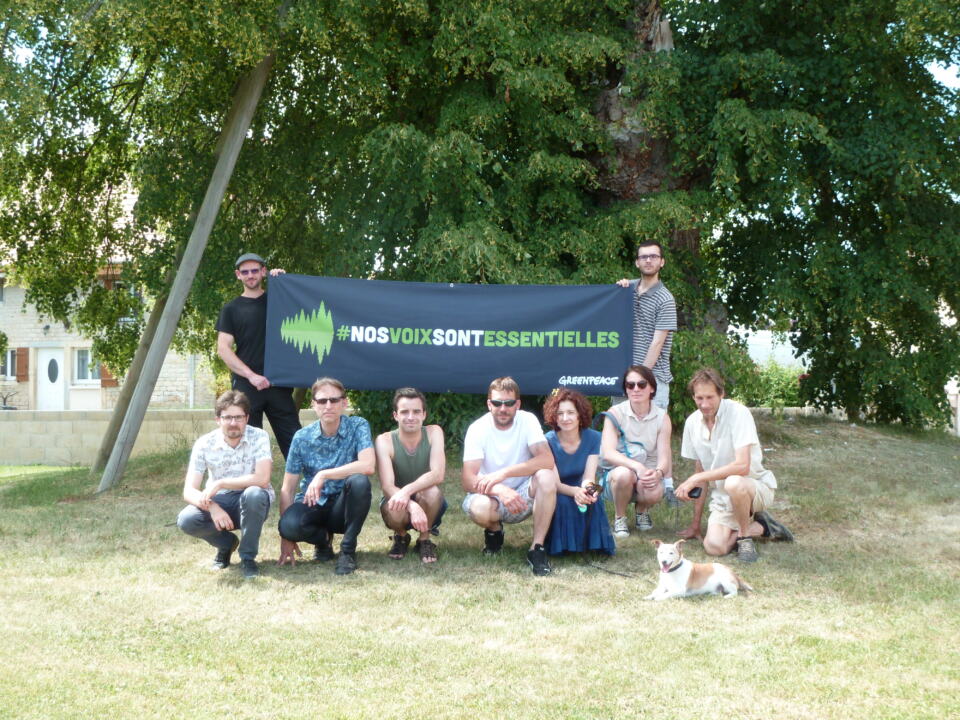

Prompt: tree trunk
xmin=592 ymin=2 xmax=725 ymax=332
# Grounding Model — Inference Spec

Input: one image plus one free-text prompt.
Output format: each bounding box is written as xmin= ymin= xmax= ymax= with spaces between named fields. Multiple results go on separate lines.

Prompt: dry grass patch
xmin=0 ymin=416 xmax=958 ymax=719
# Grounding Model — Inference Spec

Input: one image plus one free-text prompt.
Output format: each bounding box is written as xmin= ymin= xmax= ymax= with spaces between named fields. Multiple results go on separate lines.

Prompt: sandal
xmin=415 ymin=538 xmax=438 ymax=564
xmin=388 ymin=533 xmax=411 ymax=559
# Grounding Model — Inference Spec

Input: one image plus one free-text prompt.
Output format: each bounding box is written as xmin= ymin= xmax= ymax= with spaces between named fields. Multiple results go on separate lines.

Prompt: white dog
xmin=644 ymin=539 xmax=753 ymax=600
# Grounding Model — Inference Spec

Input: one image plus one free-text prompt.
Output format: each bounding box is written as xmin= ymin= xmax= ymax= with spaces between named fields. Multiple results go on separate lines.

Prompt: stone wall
xmin=0 ymin=409 xmax=316 ymax=466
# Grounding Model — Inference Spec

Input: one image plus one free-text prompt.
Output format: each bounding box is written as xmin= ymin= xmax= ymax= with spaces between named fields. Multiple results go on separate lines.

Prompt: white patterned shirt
xmin=189 ymin=425 xmax=274 ymax=501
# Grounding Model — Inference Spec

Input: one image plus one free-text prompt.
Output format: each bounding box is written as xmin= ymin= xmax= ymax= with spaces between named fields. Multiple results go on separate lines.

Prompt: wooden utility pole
xmin=90 ymin=242 xmax=188 ymax=475
xmin=97 ymin=52 xmax=276 ymax=492
xmin=90 ymin=291 xmax=167 ymax=475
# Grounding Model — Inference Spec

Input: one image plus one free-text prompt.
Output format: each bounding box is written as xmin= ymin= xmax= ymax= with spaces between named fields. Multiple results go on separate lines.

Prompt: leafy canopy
xmin=1 ymin=0 xmax=957 ymax=425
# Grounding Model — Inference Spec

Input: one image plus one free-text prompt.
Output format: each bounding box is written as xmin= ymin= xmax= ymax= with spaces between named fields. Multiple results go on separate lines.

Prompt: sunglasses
xmin=625 ymin=380 xmax=649 ymax=390
xmin=313 ymin=396 xmax=343 ymax=405
xmin=237 ymin=268 xmax=262 ymax=276
xmin=489 ymin=398 xmax=518 ymax=408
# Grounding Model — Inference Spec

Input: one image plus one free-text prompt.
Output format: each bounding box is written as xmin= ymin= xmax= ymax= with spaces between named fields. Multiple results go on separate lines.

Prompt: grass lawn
xmin=0 ymin=465 xmax=81 ymax=482
xmin=0 ymin=416 xmax=958 ymax=719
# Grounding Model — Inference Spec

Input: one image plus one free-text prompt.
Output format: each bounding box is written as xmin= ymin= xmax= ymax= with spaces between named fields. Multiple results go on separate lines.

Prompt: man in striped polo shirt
xmin=617 ymin=240 xmax=678 ymax=508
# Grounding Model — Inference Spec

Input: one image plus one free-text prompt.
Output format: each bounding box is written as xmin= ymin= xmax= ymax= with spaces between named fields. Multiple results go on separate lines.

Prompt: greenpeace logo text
xmin=558 ymin=375 xmax=619 ymax=386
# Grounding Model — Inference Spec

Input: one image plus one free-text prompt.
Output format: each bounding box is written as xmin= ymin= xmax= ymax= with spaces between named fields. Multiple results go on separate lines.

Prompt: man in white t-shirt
xmin=674 ymin=368 xmax=794 ymax=563
xmin=461 ymin=377 xmax=559 ymax=576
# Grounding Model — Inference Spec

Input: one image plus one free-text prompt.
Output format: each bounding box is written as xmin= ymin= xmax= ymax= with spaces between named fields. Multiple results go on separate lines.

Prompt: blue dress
xmin=545 ymin=429 xmax=616 ymax=556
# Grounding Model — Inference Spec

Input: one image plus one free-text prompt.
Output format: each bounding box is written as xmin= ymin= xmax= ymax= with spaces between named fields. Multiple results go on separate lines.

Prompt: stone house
xmin=0 ymin=270 xmax=217 ymax=412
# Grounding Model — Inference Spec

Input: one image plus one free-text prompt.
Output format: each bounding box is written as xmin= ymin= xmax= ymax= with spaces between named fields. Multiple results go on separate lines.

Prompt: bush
xmin=669 ymin=328 xmax=760 ymax=426
xmin=348 ymin=389 xmax=486 ymax=450
xmin=740 ymin=359 xmax=804 ymax=411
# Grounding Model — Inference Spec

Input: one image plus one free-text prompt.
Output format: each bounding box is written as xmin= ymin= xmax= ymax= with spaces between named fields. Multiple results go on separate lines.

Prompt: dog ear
xmin=675 ymin=538 xmax=685 ymax=552
xmin=651 ymin=539 xmax=662 ymax=548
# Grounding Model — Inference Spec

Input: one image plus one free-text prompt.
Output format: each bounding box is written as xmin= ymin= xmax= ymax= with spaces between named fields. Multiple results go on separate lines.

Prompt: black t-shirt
xmin=216 ymin=294 xmax=268 ymax=375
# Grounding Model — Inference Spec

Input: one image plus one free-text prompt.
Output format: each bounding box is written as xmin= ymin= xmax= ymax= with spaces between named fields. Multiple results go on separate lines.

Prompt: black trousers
xmin=278 ymin=474 xmax=372 ymax=555
xmin=232 ymin=377 xmax=301 ymax=459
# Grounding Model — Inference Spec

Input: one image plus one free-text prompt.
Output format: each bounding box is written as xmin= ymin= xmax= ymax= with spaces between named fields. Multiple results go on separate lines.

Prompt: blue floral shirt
xmin=285 ymin=415 xmax=373 ymax=504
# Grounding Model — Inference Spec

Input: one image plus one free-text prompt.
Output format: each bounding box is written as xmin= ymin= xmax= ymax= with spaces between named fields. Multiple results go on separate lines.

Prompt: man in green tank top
xmin=374 ymin=388 xmax=447 ymax=563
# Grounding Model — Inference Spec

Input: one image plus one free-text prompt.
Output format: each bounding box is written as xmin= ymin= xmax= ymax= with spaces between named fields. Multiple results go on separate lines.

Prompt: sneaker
xmin=334 ymin=552 xmax=357 ymax=575
xmin=240 ymin=558 xmax=259 ymax=579
xmin=635 ymin=511 xmax=653 ymax=531
xmin=211 ymin=535 xmax=239 ymax=570
xmin=313 ymin=543 xmax=335 ymax=562
xmin=613 ymin=516 xmax=629 ymax=538
xmin=736 ymin=537 xmax=759 ymax=563
xmin=388 ymin=532 xmax=411 ymax=560
xmin=482 ymin=528 xmax=504 ymax=555
xmin=754 ymin=510 xmax=794 ymax=542
xmin=526 ymin=544 xmax=552 ymax=576
xmin=663 ymin=485 xmax=680 ymax=508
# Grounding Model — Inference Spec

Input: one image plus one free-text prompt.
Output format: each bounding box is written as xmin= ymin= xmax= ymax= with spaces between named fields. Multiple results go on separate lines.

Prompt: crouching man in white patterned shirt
xmin=177 ymin=390 xmax=274 ymax=579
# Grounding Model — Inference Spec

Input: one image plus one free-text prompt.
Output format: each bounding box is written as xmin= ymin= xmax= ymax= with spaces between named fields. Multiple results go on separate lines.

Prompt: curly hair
xmin=543 ymin=388 xmax=594 ymax=431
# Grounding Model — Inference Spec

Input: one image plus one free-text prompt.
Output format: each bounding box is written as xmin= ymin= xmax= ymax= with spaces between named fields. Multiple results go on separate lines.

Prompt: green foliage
xmin=0 ymin=331 xmax=7 ymax=358
xmin=646 ymin=0 xmax=960 ymax=425
xmin=348 ymin=389 xmax=486 ymax=450
xmin=669 ymin=328 xmax=761 ymax=425
xmin=2 ymin=0 xmax=958 ymax=429
xmin=738 ymin=359 xmax=804 ymax=412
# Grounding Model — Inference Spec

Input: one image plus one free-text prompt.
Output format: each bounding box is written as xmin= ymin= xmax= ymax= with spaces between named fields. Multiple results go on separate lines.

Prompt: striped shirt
xmin=631 ymin=280 xmax=677 ymax=384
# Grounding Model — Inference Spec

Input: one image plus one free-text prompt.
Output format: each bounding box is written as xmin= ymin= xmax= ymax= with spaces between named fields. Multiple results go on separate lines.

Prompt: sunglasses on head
xmin=489 ymin=398 xmax=518 ymax=408
xmin=625 ymin=380 xmax=648 ymax=390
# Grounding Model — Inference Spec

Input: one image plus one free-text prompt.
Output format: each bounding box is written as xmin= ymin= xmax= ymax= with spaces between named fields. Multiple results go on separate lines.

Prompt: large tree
xmin=1 ymin=0 xmax=958 ymax=425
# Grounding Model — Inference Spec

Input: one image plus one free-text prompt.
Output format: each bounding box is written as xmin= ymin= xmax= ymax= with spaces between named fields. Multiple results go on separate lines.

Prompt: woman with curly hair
xmin=542 ymin=389 xmax=615 ymax=556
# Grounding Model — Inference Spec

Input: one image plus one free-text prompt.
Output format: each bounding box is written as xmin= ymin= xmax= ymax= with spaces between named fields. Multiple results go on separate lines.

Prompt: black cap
xmin=235 ymin=252 xmax=266 ymax=268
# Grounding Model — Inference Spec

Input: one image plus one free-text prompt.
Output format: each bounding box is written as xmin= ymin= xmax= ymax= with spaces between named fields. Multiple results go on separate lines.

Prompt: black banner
xmin=265 ymin=275 xmax=631 ymax=395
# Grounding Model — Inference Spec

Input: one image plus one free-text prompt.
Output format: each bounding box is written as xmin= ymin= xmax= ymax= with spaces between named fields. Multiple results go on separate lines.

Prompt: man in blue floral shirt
xmin=277 ymin=377 xmax=375 ymax=575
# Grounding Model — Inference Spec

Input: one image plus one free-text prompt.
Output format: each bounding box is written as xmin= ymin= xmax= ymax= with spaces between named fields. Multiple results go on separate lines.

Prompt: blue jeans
xmin=177 ymin=487 xmax=271 ymax=561
xmin=653 ymin=381 xmax=670 ymax=410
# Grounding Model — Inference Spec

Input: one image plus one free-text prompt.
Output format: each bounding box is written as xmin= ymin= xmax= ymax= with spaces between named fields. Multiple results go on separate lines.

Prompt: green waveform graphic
xmin=280 ymin=303 xmax=334 ymax=364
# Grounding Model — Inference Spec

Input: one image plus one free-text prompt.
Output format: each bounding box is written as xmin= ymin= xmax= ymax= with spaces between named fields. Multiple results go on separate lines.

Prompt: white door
xmin=36 ymin=348 xmax=66 ymax=410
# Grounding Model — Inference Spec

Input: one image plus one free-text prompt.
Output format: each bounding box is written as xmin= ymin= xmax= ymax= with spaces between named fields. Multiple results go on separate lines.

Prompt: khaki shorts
xmin=707 ymin=476 xmax=774 ymax=531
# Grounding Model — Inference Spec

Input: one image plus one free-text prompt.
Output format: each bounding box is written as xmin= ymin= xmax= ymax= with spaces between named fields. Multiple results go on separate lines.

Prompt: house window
xmin=1 ymin=348 xmax=15 ymax=379
xmin=74 ymin=348 xmax=101 ymax=382
xmin=0 ymin=275 xmax=5 ymax=303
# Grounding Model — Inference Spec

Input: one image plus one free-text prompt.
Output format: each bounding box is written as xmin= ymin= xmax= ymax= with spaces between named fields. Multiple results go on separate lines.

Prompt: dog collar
xmin=666 ymin=562 xmax=683 ymax=573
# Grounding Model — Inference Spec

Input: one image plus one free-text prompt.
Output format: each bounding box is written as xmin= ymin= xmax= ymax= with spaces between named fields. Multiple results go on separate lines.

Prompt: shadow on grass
xmin=0 ymin=447 xmax=192 ymax=509
xmin=0 ymin=466 xmax=97 ymax=507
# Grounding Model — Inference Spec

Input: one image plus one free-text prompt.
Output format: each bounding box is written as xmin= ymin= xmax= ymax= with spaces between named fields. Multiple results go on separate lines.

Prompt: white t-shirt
xmin=681 ymin=398 xmax=776 ymax=490
xmin=462 ymin=410 xmax=547 ymax=490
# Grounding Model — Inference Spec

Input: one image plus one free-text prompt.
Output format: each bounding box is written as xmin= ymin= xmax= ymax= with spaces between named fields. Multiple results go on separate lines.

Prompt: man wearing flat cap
xmin=216 ymin=253 xmax=301 ymax=459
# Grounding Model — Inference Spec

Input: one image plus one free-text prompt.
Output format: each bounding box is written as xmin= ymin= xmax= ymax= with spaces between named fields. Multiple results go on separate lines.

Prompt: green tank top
xmin=391 ymin=428 xmax=431 ymax=488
